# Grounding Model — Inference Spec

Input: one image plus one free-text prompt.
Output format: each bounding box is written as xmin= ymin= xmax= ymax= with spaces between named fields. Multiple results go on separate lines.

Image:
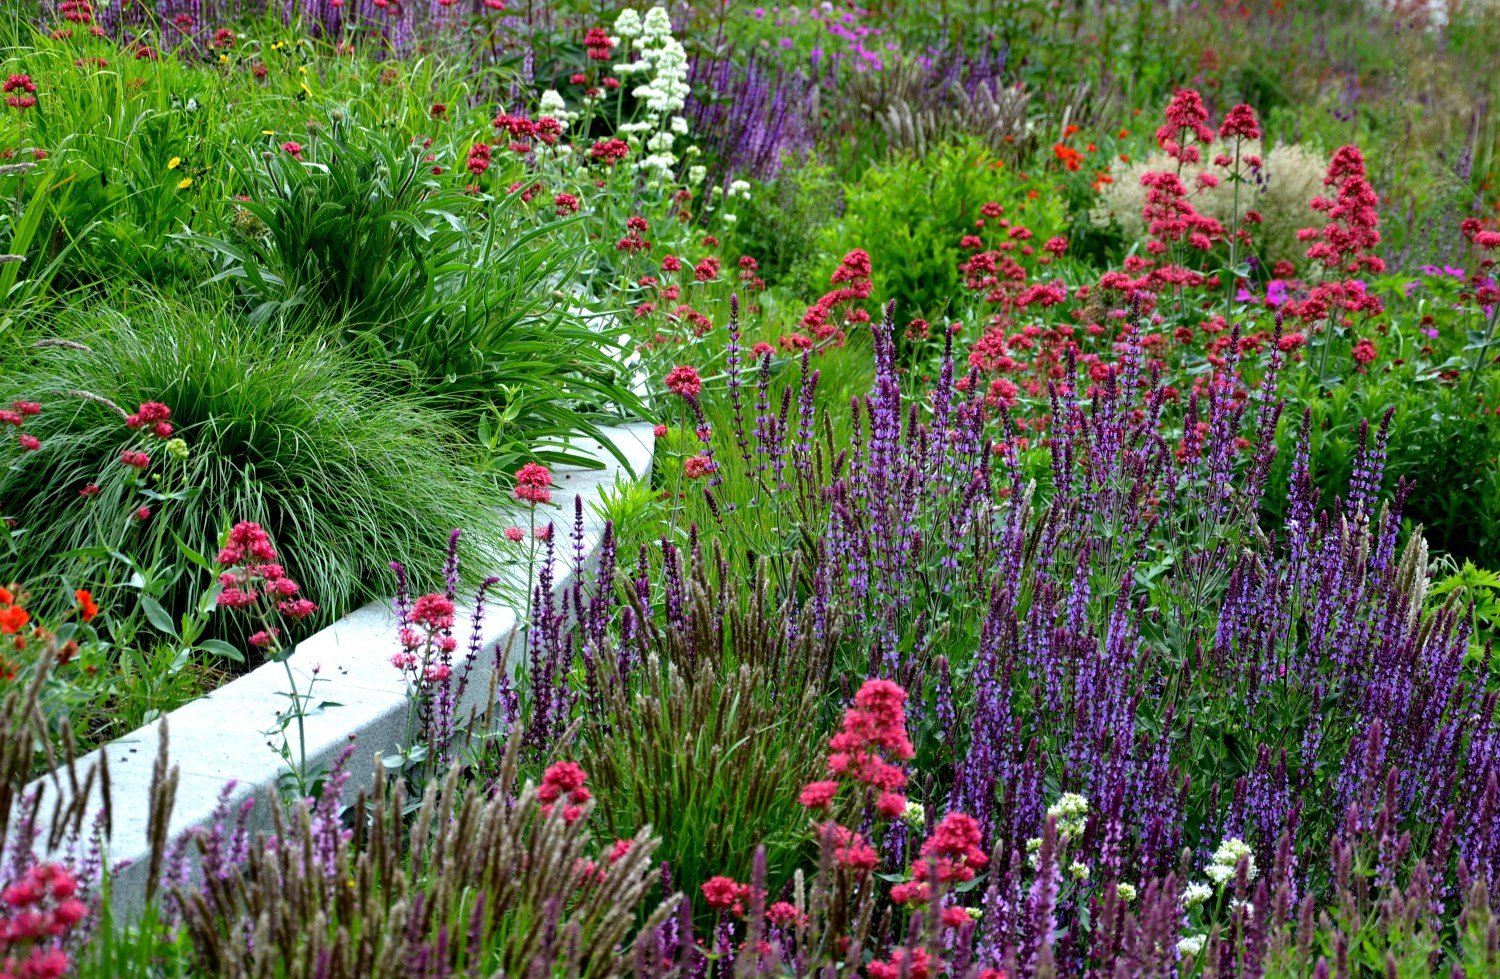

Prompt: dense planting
xmin=4 ymin=1 xmax=1500 ymax=976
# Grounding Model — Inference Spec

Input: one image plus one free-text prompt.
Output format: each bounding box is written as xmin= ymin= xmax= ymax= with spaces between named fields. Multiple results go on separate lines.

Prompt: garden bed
xmin=17 ymin=423 xmax=654 ymax=914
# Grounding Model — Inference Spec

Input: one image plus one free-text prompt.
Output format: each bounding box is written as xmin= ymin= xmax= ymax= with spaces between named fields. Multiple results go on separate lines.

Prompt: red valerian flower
xmin=824 ymin=822 xmax=877 ymax=871
xmin=1155 ymin=88 xmax=1215 ymax=163
xmin=17 ymin=433 xmax=39 ymax=451
xmin=1352 ymin=337 xmax=1377 ymax=366
xmin=513 ymin=462 xmax=553 ymax=504
xmin=663 ymin=365 xmax=702 ymax=399
xmin=280 ymin=141 xmax=304 ymax=159
xmin=466 ymin=142 xmax=491 ymax=176
xmin=588 ymin=137 xmax=629 ymax=165
xmin=766 ymin=900 xmax=804 ymax=927
xmin=798 ymin=780 xmax=839 ymax=809
xmin=3 ymin=73 xmax=37 ymax=110
xmin=700 ymin=875 xmax=749 ymax=913
xmin=217 ymin=521 xmax=277 ymax=565
xmin=410 ymin=593 xmax=456 ymax=631
xmin=824 ymin=678 xmax=915 ymax=791
xmin=1218 ymin=103 xmax=1262 ymax=141
xmin=867 ymin=948 xmax=937 ymax=979
xmin=277 ymin=598 xmax=317 ymax=619
xmin=682 ymin=454 xmax=715 ymax=479
xmin=121 ymin=449 xmax=150 ymax=469
xmin=538 ymin=760 xmax=590 ymax=823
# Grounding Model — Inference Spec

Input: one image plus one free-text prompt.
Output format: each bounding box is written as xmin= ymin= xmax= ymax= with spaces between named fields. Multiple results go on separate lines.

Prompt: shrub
xmin=814 ymin=138 xmax=1065 ymax=321
xmin=0 ymin=299 xmax=503 ymax=631
xmin=1266 ymin=370 xmax=1500 ymax=566
xmin=729 ymin=153 xmax=843 ymax=289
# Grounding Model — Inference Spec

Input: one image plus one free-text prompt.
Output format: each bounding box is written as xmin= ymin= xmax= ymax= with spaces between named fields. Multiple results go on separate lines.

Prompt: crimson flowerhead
xmin=663 ymin=364 xmax=702 ymax=399
xmin=513 ymin=462 xmax=553 ymax=504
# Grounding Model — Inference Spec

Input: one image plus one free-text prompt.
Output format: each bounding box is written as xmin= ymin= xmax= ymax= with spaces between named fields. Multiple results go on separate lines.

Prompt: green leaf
xmin=173 ymin=531 xmax=216 ymax=572
xmin=196 ymin=639 xmax=245 ymax=663
xmin=140 ymin=596 xmax=179 ymax=638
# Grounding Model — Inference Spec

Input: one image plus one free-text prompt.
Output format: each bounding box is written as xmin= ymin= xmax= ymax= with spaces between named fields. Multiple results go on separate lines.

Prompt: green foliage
xmin=815 ymin=138 xmax=1064 ymax=321
xmin=730 ymin=155 xmax=844 ymax=291
xmin=1 ymin=298 xmax=503 ymax=631
xmin=1266 ymin=370 xmax=1500 ymax=566
xmin=186 ymin=118 xmax=640 ymax=469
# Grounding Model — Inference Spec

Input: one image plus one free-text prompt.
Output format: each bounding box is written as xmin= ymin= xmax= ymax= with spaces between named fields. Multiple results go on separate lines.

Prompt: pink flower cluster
xmin=584 ymin=26 xmax=614 ymax=61
xmin=124 ymin=400 xmax=173 ymax=439
xmin=1 ymin=400 xmax=41 ymax=454
xmin=3 ymin=74 xmax=37 ymax=111
xmin=1285 ymin=146 xmax=1386 ymax=325
xmin=513 ymin=462 xmax=553 ymax=505
xmin=1154 ymin=88 xmax=1214 ymax=163
xmin=1 ymin=864 xmax=86 ymax=979
xmin=663 ymin=364 xmax=702 ymax=400
xmin=215 ymin=522 xmax=317 ymax=649
xmin=799 ymin=679 xmax=915 ymax=873
xmin=392 ymin=592 xmax=460 ymax=679
xmin=701 ymin=875 xmax=751 ymax=915
xmin=538 ymin=761 xmax=590 ymax=823
xmin=799 ymin=249 xmax=873 ymax=348
xmin=1300 ymin=146 xmax=1386 ymax=276
xmin=889 ymin=811 xmax=988 ymax=906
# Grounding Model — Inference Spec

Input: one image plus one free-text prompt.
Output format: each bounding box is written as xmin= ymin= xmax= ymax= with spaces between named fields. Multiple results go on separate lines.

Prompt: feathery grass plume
xmin=1091 ymin=139 xmax=1330 ymax=267
xmin=580 ymin=545 xmax=836 ymax=916
xmin=168 ymin=728 xmax=674 ymax=978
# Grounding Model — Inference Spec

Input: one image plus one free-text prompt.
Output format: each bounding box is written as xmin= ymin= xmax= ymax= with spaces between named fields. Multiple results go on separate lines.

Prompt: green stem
xmin=280 ymin=650 xmax=308 ymax=794
xmin=1466 ymin=302 xmax=1500 ymax=398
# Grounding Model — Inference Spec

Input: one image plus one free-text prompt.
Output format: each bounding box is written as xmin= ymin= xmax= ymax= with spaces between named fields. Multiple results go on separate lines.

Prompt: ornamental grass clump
xmin=0 ymin=302 xmax=501 ymax=629
xmin=163 ymin=734 xmax=673 ymax=979
xmin=574 ymin=541 xmax=836 ymax=913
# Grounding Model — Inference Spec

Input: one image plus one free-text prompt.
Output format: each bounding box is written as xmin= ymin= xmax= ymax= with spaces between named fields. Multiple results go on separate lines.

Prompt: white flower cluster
xmin=1047 ymin=792 xmax=1090 ymax=839
xmin=1181 ymin=882 xmax=1213 ymax=907
xmin=1175 ymin=934 xmax=1206 ymax=958
xmin=901 ymin=799 xmax=926 ymax=829
xmin=612 ymin=6 xmax=691 ymax=184
xmin=538 ymin=89 xmax=574 ymax=125
xmin=1025 ymin=792 xmax=1091 ymax=869
xmin=1114 ymin=882 xmax=1137 ymax=904
xmin=1204 ymin=837 xmax=1257 ymax=887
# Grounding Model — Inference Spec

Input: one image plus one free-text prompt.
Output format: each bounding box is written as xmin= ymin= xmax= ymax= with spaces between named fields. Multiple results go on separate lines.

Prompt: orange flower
xmin=0 ymin=585 xmax=11 ymax=605
xmin=1052 ymin=143 xmax=1084 ymax=171
xmin=0 ymin=604 xmax=29 ymax=635
xmin=74 ymin=589 xmax=99 ymax=622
